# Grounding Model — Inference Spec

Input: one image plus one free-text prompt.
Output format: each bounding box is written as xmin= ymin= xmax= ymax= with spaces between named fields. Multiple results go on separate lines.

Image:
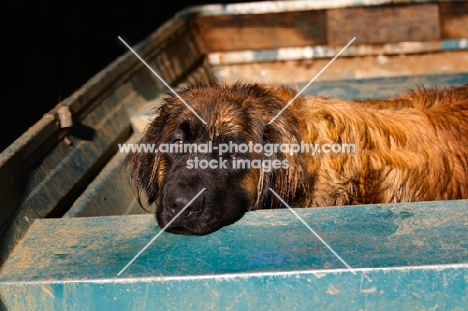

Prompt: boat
xmin=1 ymin=0 xmax=468 ymax=309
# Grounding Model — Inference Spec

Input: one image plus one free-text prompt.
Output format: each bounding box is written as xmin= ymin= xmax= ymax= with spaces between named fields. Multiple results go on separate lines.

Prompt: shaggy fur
xmin=125 ymin=83 xmax=468 ymax=235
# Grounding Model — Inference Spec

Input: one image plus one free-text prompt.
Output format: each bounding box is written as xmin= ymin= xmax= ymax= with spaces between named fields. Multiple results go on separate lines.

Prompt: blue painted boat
xmin=1 ymin=0 xmax=468 ymax=309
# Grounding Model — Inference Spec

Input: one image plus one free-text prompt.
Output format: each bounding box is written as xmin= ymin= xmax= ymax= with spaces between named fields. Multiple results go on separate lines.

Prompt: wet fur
xmin=125 ymin=83 xmax=468 ymax=235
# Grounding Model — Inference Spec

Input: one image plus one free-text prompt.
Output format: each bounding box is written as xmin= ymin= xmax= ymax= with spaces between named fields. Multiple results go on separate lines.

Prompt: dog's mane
xmin=289 ymin=84 xmax=468 ymax=206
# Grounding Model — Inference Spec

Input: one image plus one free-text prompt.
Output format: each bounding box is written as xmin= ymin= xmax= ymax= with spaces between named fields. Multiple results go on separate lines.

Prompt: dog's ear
xmin=259 ymin=117 xmax=310 ymax=209
xmin=253 ymin=88 xmax=311 ymax=209
xmin=124 ymin=104 xmax=173 ymax=207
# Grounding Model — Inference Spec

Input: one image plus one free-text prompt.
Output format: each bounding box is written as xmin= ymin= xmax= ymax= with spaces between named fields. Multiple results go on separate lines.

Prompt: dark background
xmin=1 ymin=0 xmax=257 ymax=152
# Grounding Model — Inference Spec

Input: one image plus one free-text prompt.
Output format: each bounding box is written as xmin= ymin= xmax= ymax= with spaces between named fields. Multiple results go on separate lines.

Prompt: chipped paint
xmin=208 ymin=40 xmax=468 ymax=66
xmin=361 ymin=287 xmax=377 ymax=294
xmin=41 ymin=285 xmax=55 ymax=298
xmin=326 ymin=285 xmax=340 ymax=295
xmin=460 ymin=39 xmax=468 ymax=49
xmin=181 ymin=0 xmax=447 ymax=16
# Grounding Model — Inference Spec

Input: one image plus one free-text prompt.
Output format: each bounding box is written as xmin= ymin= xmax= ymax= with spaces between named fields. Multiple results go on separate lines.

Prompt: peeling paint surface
xmin=1 ymin=200 xmax=468 ymax=309
xmin=208 ymin=39 xmax=468 ymax=66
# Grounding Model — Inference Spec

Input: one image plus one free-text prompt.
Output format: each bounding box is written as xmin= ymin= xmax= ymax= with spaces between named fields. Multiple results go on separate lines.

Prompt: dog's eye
xmin=172 ymin=139 xmax=183 ymax=146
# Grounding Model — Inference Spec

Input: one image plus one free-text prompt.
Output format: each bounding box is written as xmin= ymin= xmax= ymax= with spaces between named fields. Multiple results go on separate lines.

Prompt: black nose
xmin=165 ymin=193 xmax=205 ymax=217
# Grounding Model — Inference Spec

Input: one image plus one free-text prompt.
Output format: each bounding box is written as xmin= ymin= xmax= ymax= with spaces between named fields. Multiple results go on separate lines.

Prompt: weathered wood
xmin=298 ymin=72 xmax=468 ymax=99
xmin=196 ymin=2 xmax=447 ymax=52
xmin=327 ymin=3 xmax=440 ymax=45
xmin=212 ymin=51 xmax=468 ymax=84
xmin=195 ymin=10 xmax=327 ymax=52
xmin=440 ymin=1 xmax=468 ymax=38
xmin=1 ymin=200 xmax=467 ymax=309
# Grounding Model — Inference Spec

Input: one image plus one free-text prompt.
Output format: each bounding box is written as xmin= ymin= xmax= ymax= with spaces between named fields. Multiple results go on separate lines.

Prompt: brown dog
xmin=125 ymin=83 xmax=468 ymax=235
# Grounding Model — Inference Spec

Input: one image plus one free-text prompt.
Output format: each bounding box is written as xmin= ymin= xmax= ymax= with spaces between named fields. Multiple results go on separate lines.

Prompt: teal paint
xmin=1 ymin=200 xmax=468 ymax=309
xmin=296 ymin=72 xmax=468 ymax=99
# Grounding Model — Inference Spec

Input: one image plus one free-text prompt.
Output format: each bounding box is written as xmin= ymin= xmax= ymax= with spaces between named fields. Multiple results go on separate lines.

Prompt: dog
xmin=125 ymin=83 xmax=468 ymax=235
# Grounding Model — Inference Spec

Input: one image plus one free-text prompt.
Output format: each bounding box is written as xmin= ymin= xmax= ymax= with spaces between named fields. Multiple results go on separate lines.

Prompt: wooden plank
xmin=327 ymin=3 xmax=440 ymax=45
xmin=195 ymin=10 xmax=326 ymax=52
xmin=1 ymin=200 xmax=468 ymax=309
xmin=208 ymin=40 xmax=468 ymax=66
xmin=213 ymin=51 xmax=468 ymax=84
xmin=440 ymin=1 xmax=468 ymax=38
xmin=297 ymin=72 xmax=468 ymax=99
xmin=184 ymin=0 xmax=447 ymax=16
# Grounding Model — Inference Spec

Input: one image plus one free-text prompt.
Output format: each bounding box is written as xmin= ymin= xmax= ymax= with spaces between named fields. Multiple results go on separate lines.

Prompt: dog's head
xmin=125 ymin=83 xmax=309 ymax=235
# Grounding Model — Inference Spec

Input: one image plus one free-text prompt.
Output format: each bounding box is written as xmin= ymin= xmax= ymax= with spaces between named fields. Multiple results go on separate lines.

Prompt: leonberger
xmin=125 ymin=83 xmax=468 ymax=235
